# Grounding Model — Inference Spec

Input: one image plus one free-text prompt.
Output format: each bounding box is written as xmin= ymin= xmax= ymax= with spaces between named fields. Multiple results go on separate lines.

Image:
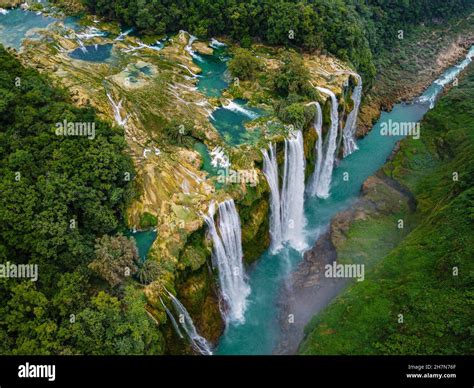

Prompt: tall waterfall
xmin=164 ymin=290 xmax=213 ymax=355
xmin=261 ymin=131 xmax=306 ymax=251
xmin=306 ymin=102 xmax=323 ymax=197
xmin=343 ymin=74 xmax=362 ymax=157
xmin=204 ymin=200 xmax=250 ymax=325
xmin=262 ymin=143 xmax=282 ymax=252
xmin=281 ymin=130 xmax=307 ymax=249
xmin=315 ymin=87 xmax=339 ymax=199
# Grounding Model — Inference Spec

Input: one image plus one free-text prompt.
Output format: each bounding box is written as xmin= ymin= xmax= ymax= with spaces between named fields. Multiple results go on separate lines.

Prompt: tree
xmin=135 ymin=259 xmax=162 ymax=285
xmin=2 ymin=282 xmax=60 ymax=355
xmin=228 ymin=48 xmax=263 ymax=81
xmin=69 ymin=287 xmax=163 ymax=355
xmin=272 ymin=51 xmax=311 ymax=97
xmin=89 ymin=234 xmax=139 ymax=287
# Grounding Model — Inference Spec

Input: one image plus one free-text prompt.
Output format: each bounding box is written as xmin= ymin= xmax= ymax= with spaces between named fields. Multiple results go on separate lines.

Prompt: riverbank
xmin=276 ymin=172 xmax=416 ymax=354
xmin=295 ymin=61 xmax=474 ymax=355
xmin=358 ymin=12 xmax=474 ymax=136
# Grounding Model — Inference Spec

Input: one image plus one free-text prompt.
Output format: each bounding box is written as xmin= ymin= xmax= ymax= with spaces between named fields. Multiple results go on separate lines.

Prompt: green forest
xmin=0 ymin=47 xmax=163 ymax=354
xmin=79 ymin=0 xmax=472 ymax=87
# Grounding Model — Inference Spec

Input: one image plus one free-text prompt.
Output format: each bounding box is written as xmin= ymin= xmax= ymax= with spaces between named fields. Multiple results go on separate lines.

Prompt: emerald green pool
xmin=129 ymin=230 xmax=157 ymax=261
xmin=194 ymin=47 xmax=264 ymax=145
xmin=194 ymin=48 xmax=229 ymax=97
xmin=210 ymin=100 xmax=264 ymax=145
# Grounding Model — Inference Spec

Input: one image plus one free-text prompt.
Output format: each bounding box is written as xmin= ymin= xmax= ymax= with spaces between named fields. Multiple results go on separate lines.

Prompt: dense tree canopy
xmin=228 ymin=48 xmax=263 ymax=81
xmin=0 ymin=46 xmax=162 ymax=355
xmin=81 ymin=0 xmax=473 ymax=86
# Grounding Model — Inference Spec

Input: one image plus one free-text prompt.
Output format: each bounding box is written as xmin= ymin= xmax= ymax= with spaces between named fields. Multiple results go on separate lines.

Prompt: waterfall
xmin=76 ymin=39 xmax=88 ymax=54
xmin=281 ymin=130 xmax=307 ymax=249
xmin=315 ymin=87 xmax=339 ymax=199
xmin=262 ymin=143 xmax=282 ymax=252
xmin=184 ymin=33 xmax=203 ymax=61
xmin=106 ymin=92 xmax=128 ymax=127
xmin=261 ymin=131 xmax=306 ymax=251
xmin=164 ymin=291 xmax=213 ymax=355
xmin=204 ymin=200 xmax=250 ymax=325
xmin=223 ymin=100 xmax=258 ymax=119
xmin=210 ymin=146 xmax=231 ymax=168
xmin=76 ymin=27 xmax=107 ymax=40
xmin=210 ymin=38 xmax=226 ymax=48
xmin=305 ymin=102 xmax=323 ymax=197
xmin=160 ymin=297 xmax=184 ymax=339
xmin=115 ymin=28 xmax=133 ymax=41
xmin=343 ymin=74 xmax=362 ymax=157
xmin=177 ymin=64 xmax=199 ymax=78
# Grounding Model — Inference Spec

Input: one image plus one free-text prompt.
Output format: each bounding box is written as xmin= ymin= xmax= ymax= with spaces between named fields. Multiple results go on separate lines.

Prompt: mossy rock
xmin=139 ymin=212 xmax=158 ymax=228
xmin=177 ymin=265 xmax=224 ymax=343
xmin=239 ymin=195 xmax=270 ymax=263
xmin=179 ymin=228 xmax=210 ymax=271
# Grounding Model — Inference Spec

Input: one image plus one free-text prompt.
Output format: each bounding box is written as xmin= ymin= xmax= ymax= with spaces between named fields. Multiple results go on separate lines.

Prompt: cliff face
xmin=357 ymin=12 xmax=474 ymax=137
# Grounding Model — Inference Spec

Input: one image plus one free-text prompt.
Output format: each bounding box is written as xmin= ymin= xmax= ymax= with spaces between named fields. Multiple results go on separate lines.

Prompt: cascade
xmin=106 ymin=92 xmax=128 ymax=127
xmin=204 ymin=200 xmax=250 ymax=324
xmin=342 ymin=74 xmax=362 ymax=157
xmin=262 ymin=143 xmax=282 ymax=252
xmin=305 ymin=102 xmax=323 ymax=196
xmin=115 ymin=28 xmax=133 ymax=41
xmin=315 ymin=87 xmax=339 ymax=199
xmin=165 ymin=291 xmax=213 ymax=355
xmin=261 ymin=130 xmax=306 ymax=251
xmin=184 ymin=33 xmax=203 ymax=61
xmin=223 ymin=100 xmax=258 ymax=119
xmin=281 ymin=130 xmax=307 ymax=249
